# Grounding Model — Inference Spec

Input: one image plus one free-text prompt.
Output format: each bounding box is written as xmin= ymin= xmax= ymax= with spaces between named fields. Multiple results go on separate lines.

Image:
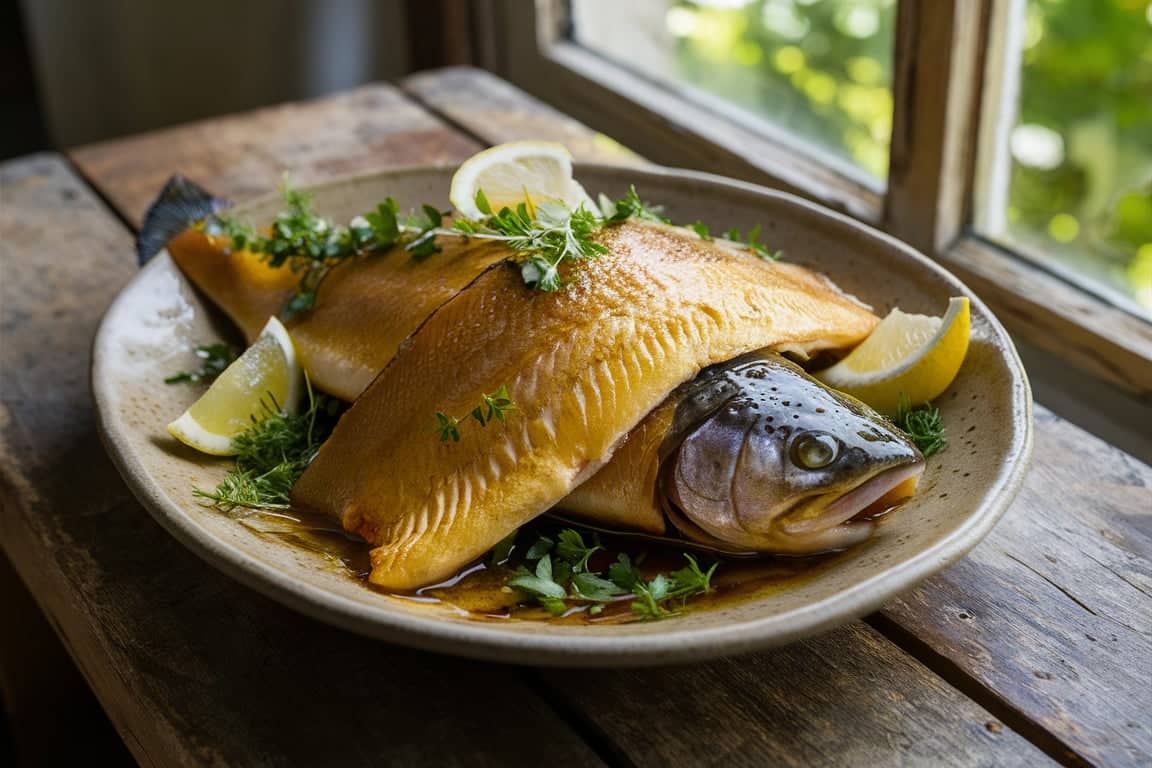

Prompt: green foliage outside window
xmin=586 ymin=0 xmax=1152 ymax=312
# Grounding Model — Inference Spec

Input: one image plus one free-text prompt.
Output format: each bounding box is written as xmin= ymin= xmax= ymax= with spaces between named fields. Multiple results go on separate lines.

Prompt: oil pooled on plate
xmin=230 ymin=492 xmax=910 ymax=625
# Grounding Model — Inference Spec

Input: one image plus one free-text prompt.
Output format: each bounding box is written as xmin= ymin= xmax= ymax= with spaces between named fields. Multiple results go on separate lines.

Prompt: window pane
xmin=979 ymin=0 xmax=1152 ymax=317
xmin=568 ymin=0 xmax=896 ymax=181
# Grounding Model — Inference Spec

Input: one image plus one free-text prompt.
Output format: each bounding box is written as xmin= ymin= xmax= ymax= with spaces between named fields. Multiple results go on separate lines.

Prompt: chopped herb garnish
xmin=721 ymin=224 xmax=782 ymax=261
xmin=193 ymin=380 xmax=345 ymax=511
xmin=503 ymin=527 xmax=718 ymax=620
xmin=894 ymin=393 xmax=947 ymax=457
xmin=690 ymin=220 xmax=712 ymax=240
xmin=435 ymin=385 xmax=518 ymax=442
xmin=206 ymin=181 xmax=783 ymax=314
xmin=165 ymin=343 xmax=236 ymax=385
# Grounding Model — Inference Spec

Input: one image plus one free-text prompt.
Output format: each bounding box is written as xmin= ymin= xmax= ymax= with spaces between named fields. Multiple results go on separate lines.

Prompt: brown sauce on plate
xmin=234 ymin=489 xmax=911 ymax=624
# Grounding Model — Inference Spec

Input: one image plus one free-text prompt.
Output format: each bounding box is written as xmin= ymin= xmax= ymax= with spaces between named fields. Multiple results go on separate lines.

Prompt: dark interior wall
xmin=8 ymin=0 xmax=411 ymax=151
xmin=0 ymin=0 xmax=47 ymax=160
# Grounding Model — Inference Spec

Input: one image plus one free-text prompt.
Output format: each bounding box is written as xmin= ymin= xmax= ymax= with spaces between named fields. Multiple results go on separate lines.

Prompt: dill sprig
xmin=194 ymin=382 xmax=345 ymax=512
xmin=165 ymin=343 xmax=236 ymax=385
xmin=504 ymin=527 xmax=718 ymax=620
xmin=894 ymin=393 xmax=947 ymax=457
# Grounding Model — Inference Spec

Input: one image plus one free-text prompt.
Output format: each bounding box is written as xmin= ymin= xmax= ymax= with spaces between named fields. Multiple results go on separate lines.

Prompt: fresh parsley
xmin=206 ymin=181 xmax=782 ymax=314
xmin=435 ymin=385 xmax=518 ymax=442
xmin=503 ymin=527 xmax=718 ymax=620
xmin=204 ymin=185 xmax=445 ymax=317
xmin=894 ymin=392 xmax=947 ymax=457
xmin=194 ymin=381 xmax=345 ymax=511
xmin=721 ymin=224 xmax=782 ymax=261
xmin=165 ymin=343 xmax=236 ymax=385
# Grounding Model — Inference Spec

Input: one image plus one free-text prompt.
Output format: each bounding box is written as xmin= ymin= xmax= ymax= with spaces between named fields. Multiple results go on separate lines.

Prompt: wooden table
xmin=1 ymin=67 xmax=1149 ymax=767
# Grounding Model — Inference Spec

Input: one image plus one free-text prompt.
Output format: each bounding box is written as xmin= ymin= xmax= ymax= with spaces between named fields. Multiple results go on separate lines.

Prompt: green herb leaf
xmin=506 ymin=529 xmax=718 ymax=621
xmin=434 ymin=412 xmax=461 ymax=443
xmin=690 ymin=220 xmax=711 ymax=240
xmin=436 ymin=385 xmax=518 ymax=441
xmin=894 ymin=393 xmax=947 ymax=457
xmin=165 ymin=343 xmax=236 ymax=385
xmin=474 ymin=188 xmax=492 ymax=216
xmin=194 ymin=379 xmax=345 ymax=512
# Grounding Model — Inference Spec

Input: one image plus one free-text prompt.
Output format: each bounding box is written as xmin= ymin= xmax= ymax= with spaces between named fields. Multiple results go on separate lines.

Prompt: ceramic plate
xmin=92 ymin=164 xmax=1032 ymax=666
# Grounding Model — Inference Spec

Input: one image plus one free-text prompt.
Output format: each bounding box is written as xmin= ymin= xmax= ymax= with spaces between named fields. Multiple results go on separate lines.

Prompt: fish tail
xmin=136 ymin=175 xmax=230 ymax=266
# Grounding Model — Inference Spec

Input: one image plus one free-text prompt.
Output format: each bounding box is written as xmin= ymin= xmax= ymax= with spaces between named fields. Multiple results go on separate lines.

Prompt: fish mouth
xmin=662 ymin=460 xmax=925 ymax=555
xmin=777 ymin=461 xmax=925 ymax=538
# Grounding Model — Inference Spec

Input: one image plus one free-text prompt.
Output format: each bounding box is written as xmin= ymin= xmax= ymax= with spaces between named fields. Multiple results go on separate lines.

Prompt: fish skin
xmin=290 ymin=221 xmax=880 ymax=589
xmin=167 ymin=229 xmax=508 ymax=400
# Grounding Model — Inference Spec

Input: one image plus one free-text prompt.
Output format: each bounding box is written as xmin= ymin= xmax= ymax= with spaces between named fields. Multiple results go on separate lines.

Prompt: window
xmin=977 ymin=0 xmax=1152 ymax=318
xmin=569 ymin=0 xmax=896 ymax=182
xmin=478 ymin=0 xmax=1152 ymax=395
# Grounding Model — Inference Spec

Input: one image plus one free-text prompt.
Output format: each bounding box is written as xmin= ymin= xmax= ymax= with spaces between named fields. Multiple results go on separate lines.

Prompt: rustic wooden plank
xmin=401 ymin=67 xmax=644 ymax=165
xmin=401 ymin=67 xmax=1152 ymax=765
xmin=884 ymin=0 xmax=989 ymax=253
xmin=537 ymin=622 xmax=1051 ymax=767
xmin=0 ymin=154 xmax=602 ymax=767
xmin=68 ymin=82 xmax=481 ymax=228
xmin=878 ymin=407 xmax=1152 ymax=767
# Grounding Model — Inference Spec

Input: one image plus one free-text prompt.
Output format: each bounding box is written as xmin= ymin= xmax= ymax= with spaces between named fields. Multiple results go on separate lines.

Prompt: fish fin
xmin=136 ymin=175 xmax=230 ymax=266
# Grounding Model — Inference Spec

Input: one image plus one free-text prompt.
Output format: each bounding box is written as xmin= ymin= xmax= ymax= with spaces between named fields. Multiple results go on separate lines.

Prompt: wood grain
xmin=0 ymin=154 xmax=601 ymax=767
xmin=879 ymin=407 xmax=1152 ymax=767
xmin=538 ymin=622 xmax=1051 ymax=767
xmin=68 ymin=82 xmax=481 ymax=228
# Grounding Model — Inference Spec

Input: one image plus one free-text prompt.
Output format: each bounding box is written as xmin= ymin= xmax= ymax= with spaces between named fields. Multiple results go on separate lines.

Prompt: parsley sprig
xmin=193 ymin=381 xmax=345 ymax=511
xmin=204 ymin=187 xmax=445 ymax=316
xmin=435 ymin=385 xmax=518 ymax=442
xmin=205 ymin=181 xmax=782 ymax=316
xmin=504 ymin=528 xmax=719 ymax=620
xmin=893 ymin=392 xmax=947 ymax=457
xmin=455 ymin=194 xmax=607 ymax=291
xmin=164 ymin=343 xmax=236 ymax=385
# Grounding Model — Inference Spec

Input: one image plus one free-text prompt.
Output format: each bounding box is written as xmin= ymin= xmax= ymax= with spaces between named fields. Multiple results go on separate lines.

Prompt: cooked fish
xmin=286 ymin=221 xmax=882 ymax=589
xmin=563 ymin=351 xmax=923 ymax=555
xmin=147 ymin=179 xmax=903 ymax=589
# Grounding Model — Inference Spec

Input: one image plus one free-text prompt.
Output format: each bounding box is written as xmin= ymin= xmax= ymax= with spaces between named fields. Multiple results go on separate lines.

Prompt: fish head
xmin=660 ymin=352 xmax=924 ymax=554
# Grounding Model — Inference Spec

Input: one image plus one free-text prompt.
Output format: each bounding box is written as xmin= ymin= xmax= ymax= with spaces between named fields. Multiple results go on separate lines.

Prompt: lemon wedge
xmin=167 ymin=317 xmax=303 ymax=455
xmin=815 ymin=297 xmax=971 ymax=415
xmin=449 ymin=141 xmax=594 ymax=219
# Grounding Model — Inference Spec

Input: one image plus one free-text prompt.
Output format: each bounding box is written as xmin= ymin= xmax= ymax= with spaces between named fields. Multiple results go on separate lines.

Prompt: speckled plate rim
xmin=92 ymin=162 xmax=1033 ymax=667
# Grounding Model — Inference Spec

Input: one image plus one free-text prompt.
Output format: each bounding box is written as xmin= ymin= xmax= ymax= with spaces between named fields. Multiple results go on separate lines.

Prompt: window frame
xmin=473 ymin=0 xmax=1152 ymax=398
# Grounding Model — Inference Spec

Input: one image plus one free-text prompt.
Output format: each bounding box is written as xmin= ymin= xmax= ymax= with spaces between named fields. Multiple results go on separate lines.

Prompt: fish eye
xmin=791 ymin=433 xmax=839 ymax=469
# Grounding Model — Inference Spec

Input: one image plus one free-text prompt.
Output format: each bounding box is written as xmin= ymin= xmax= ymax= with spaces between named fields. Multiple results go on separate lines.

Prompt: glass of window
xmin=569 ymin=0 xmax=896 ymax=183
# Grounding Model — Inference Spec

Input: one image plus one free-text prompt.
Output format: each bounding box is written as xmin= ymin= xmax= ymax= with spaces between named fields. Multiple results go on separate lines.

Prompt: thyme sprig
xmin=504 ymin=527 xmax=718 ymax=620
xmin=893 ymin=393 xmax=947 ymax=457
xmin=435 ymin=385 xmax=518 ymax=442
xmin=193 ymin=381 xmax=345 ymax=511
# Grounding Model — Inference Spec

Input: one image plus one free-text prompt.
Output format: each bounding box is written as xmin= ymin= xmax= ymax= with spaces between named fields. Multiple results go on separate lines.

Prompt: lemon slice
xmin=815 ymin=297 xmax=971 ymax=415
xmin=449 ymin=141 xmax=594 ymax=219
xmin=167 ymin=317 xmax=302 ymax=455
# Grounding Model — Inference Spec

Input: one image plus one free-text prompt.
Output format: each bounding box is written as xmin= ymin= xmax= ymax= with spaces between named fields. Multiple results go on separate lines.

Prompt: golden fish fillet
xmin=284 ymin=221 xmax=880 ymax=589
